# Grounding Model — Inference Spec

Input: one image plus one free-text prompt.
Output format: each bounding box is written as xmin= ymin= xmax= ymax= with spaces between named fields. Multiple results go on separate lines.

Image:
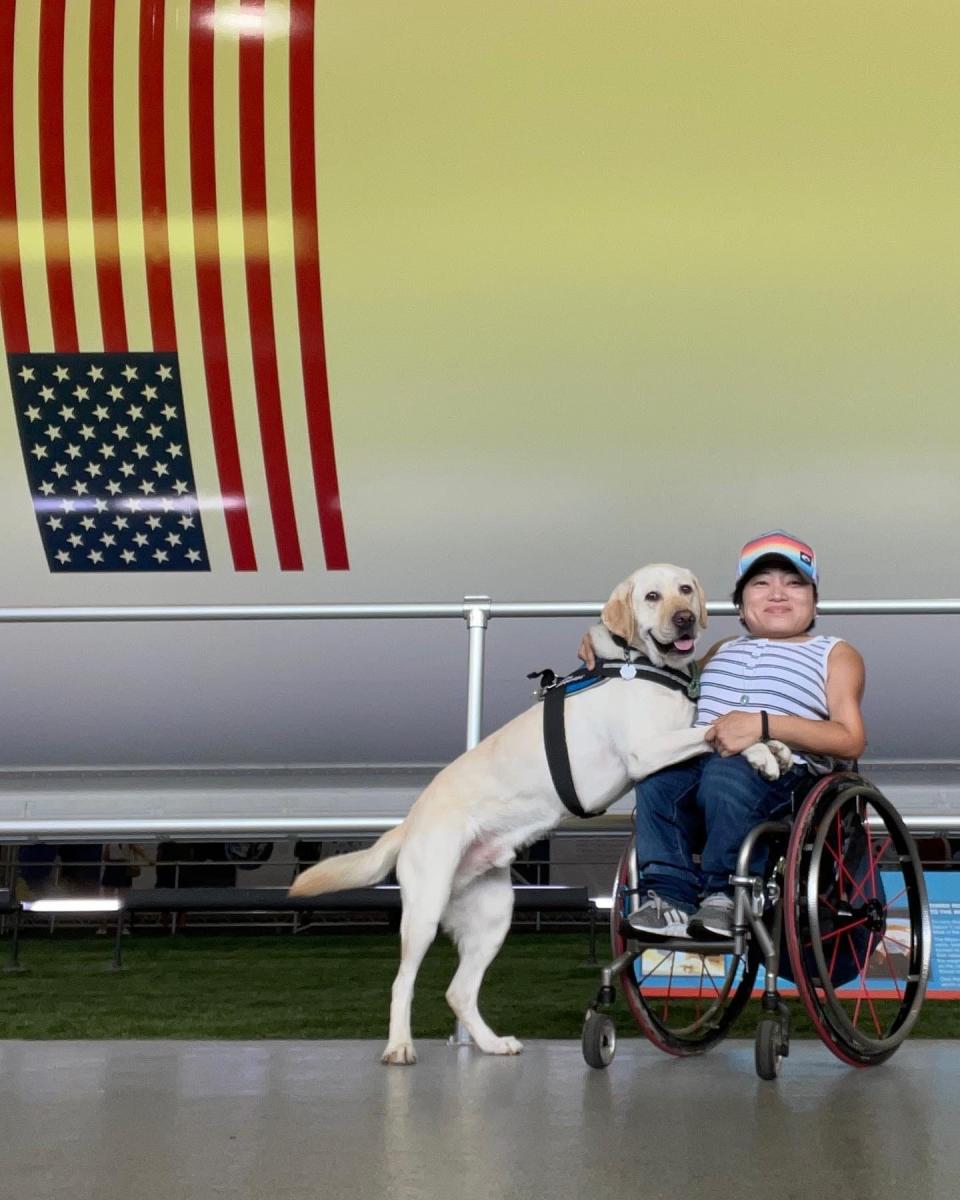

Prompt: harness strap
xmin=542 ymin=684 xmax=597 ymax=819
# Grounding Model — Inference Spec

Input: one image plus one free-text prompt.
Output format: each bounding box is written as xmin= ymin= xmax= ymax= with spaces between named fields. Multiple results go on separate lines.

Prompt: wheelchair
xmin=581 ymin=771 xmax=931 ymax=1078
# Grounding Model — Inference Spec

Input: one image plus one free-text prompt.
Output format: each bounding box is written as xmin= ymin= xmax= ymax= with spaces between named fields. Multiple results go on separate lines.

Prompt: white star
xmin=160 ymin=497 xmax=174 ymax=512
xmin=65 ymin=443 xmax=82 ymax=459
xmin=87 ymin=364 xmax=105 ymax=381
xmin=62 ymin=499 xmax=77 ymax=514
xmin=165 ymin=532 xmax=182 ymax=547
xmin=152 ymin=461 xmax=169 ymax=477
xmin=30 ymin=443 xmax=48 ymax=460
xmin=108 ymin=385 xmax=124 ymax=401
xmin=71 ymin=480 xmax=89 ymax=496
xmin=119 ymin=462 xmax=136 ymax=477
xmin=157 ymin=364 xmax=174 ymax=381
xmin=179 ymin=514 xmax=195 ymax=529
xmin=126 ymin=498 xmax=143 ymax=513
xmin=45 ymin=424 xmax=61 ymax=440
xmin=24 ymin=405 xmax=42 ymax=421
xmin=106 ymin=480 xmax=123 ymax=496
xmin=58 ymin=404 xmax=75 ymax=422
xmin=186 ymin=549 xmax=202 ymax=563
xmin=146 ymin=423 xmax=162 ymax=440
xmin=79 ymin=424 xmax=95 ymax=440
xmin=112 ymin=424 xmax=129 ymax=440
xmin=127 ymin=404 xmax=144 ymax=421
xmin=53 ymin=365 xmax=70 ymax=382
xmin=55 ymin=549 xmax=71 ymax=565
xmin=166 ymin=442 xmax=183 ymax=458
xmin=121 ymin=364 xmax=139 ymax=381
xmin=68 ymin=532 xmax=83 ymax=547
xmin=147 ymin=515 xmax=162 ymax=530
xmin=93 ymin=404 xmax=110 ymax=421
xmin=46 ymin=516 xmax=63 ymax=531
xmin=132 ymin=442 xmax=149 ymax=459
xmin=85 ymin=462 xmax=103 ymax=478
xmin=52 ymin=462 xmax=69 ymax=478
xmin=133 ymin=532 xmax=149 ymax=547
xmin=73 ymin=385 xmax=90 ymax=401
xmin=161 ymin=404 xmax=178 ymax=421
xmin=39 ymin=481 xmax=56 ymax=496
xmin=152 ymin=548 xmax=169 ymax=564
xmin=17 ymin=365 xmax=35 ymax=382
xmin=172 ymin=480 xmax=190 ymax=496
xmin=121 ymin=549 xmax=136 ymax=564
xmin=141 ymin=384 xmax=158 ymax=401
xmin=87 ymin=549 xmax=104 ymax=564
xmin=100 ymin=532 xmax=116 ymax=548
xmin=112 ymin=516 xmax=128 ymax=531
xmin=81 ymin=516 xmax=96 ymax=531
xmin=99 ymin=443 xmax=116 ymax=459
xmin=39 ymin=386 xmax=55 ymax=402
xmin=94 ymin=498 xmax=108 ymax=513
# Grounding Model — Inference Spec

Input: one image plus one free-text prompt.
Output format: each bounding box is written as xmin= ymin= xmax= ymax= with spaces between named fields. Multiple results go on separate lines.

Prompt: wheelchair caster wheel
xmin=582 ymin=1011 xmax=617 ymax=1069
xmin=755 ymin=1017 xmax=786 ymax=1080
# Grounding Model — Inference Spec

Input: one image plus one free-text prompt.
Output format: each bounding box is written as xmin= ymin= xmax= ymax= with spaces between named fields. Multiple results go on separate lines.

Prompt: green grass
xmin=0 ymin=931 xmax=957 ymax=1040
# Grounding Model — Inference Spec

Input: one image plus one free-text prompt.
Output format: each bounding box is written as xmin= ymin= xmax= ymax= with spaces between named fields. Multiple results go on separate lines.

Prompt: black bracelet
xmin=760 ymin=710 xmax=770 ymax=742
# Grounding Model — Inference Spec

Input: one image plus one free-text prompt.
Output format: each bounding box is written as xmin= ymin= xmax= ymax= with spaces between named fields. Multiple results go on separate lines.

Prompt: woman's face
xmin=739 ymin=567 xmax=816 ymax=639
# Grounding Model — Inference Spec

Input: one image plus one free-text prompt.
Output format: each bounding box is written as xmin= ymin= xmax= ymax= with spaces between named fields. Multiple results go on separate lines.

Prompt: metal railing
xmin=0 ymin=595 xmax=958 ymax=840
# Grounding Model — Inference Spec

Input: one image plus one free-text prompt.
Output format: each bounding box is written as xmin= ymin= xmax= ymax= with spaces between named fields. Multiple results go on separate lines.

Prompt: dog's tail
xmin=288 ymin=822 xmax=406 ymax=898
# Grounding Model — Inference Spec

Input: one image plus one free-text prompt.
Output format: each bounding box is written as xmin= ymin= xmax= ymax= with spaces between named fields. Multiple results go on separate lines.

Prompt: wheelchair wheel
xmin=582 ymin=1010 xmax=617 ymax=1069
xmin=783 ymin=773 xmax=931 ymax=1067
xmin=611 ymin=841 xmax=759 ymax=1056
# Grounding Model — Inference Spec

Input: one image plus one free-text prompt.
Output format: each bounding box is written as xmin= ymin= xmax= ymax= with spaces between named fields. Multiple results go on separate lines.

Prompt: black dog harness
xmin=528 ymin=656 xmax=700 ymax=820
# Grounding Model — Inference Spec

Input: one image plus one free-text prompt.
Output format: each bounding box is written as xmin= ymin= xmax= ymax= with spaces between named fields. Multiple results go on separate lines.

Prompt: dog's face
xmin=601 ymin=563 xmax=708 ymax=668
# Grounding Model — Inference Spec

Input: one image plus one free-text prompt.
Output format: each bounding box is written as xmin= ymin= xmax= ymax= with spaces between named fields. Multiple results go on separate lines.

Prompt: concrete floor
xmin=1 ymin=1038 xmax=955 ymax=1200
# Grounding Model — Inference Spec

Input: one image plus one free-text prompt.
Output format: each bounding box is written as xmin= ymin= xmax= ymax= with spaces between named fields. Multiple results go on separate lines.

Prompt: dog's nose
xmin=673 ymin=609 xmax=694 ymax=629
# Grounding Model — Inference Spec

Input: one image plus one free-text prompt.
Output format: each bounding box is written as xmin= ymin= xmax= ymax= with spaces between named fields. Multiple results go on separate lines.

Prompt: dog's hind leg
xmin=382 ymin=840 xmax=459 ymax=1066
xmin=442 ymin=868 xmax=522 ymax=1056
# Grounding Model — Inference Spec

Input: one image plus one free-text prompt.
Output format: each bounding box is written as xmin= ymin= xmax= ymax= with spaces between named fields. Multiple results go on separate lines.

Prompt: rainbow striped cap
xmin=736 ymin=530 xmax=818 ymax=588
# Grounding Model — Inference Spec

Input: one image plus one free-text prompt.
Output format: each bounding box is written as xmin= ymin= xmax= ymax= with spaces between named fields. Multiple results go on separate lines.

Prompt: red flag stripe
xmin=138 ymin=0 xmax=177 ymax=352
xmin=238 ymin=1 xmax=303 ymax=571
xmin=0 ymin=4 xmax=29 ymax=354
xmin=89 ymin=0 xmax=127 ymax=353
xmin=289 ymin=0 xmax=349 ymax=571
xmin=37 ymin=0 xmax=78 ymax=353
xmin=188 ymin=0 xmax=257 ymax=572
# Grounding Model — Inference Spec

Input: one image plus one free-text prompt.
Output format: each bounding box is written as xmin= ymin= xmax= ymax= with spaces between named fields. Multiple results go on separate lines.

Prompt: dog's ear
xmin=692 ymin=576 xmax=709 ymax=630
xmin=601 ymin=580 xmax=637 ymax=645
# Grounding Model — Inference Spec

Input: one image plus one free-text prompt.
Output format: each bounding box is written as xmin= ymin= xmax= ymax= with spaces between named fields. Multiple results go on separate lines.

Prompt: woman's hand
xmin=705 ymin=711 xmax=764 ymax=756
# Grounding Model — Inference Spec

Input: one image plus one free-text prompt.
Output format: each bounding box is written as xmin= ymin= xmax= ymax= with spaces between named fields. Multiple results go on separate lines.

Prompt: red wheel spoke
xmin=879 ymin=936 xmax=905 ymax=1000
xmin=848 ymin=834 xmax=892 ymax=906
xmin=819 ymin=915 xmax=870 ymax=944
xmin=824 ymin=831 xmax=860 ymax=897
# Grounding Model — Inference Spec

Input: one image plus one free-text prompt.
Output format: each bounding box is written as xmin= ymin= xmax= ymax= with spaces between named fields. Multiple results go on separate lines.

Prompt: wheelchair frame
xmin=582 ymin=772 xmax=932 ymax=1079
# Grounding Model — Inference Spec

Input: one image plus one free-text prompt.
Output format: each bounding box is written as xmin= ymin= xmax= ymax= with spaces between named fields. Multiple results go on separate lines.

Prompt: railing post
xmin=463 ymin=596 xmax=491 ymax=750
xmin=450 ymin=595 xmax=492 ymax=1048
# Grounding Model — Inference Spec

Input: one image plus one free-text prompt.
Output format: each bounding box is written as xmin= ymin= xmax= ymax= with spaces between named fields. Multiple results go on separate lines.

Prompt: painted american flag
xmin=0 ymin=0 xmax=349 ymax=573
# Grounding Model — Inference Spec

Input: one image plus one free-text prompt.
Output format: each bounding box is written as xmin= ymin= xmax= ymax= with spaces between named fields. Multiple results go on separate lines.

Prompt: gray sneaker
xmin=688 ymin=892 xmax=735 ymax=938
xmin=626 ymin=891 xmax=691 ymax=939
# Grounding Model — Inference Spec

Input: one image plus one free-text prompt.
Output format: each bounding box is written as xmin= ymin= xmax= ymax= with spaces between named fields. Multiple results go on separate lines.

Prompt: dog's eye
xmin=679 ymin=584 xmax=693 ymax=595
xmin=644 ymin=591 xmax=661 ymax=603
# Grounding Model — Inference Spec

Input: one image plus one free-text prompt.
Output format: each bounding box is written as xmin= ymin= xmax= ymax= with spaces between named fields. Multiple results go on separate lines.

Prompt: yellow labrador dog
xmin=290 ymin=564 xmax=791 ymax=1064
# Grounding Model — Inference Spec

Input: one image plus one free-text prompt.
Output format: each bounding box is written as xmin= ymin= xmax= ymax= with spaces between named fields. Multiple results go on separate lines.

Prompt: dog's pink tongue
xmin=674 ymin=637 xmax=695 ymax=652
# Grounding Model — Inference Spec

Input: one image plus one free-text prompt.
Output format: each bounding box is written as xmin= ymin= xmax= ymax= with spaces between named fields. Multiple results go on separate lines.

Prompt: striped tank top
xmin=694 ymin=635 xmax=845 ymax=771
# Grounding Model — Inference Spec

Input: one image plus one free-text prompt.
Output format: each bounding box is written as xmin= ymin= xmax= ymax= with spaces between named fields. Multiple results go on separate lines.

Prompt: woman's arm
xmin=705 ymin=642 xmax=867 ymax=760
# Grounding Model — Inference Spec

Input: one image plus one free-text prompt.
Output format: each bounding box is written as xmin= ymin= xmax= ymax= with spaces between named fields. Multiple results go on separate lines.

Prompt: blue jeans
xmin=633 ymin=752 xmax=806 ymax=911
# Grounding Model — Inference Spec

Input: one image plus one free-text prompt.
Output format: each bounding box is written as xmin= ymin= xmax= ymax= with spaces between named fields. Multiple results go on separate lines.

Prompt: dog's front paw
xmin=381 ymin=1041 xmax=417 ymax=1065
xmin=766 ymin=738 xmax=794 ymax=773
xmin=485 ymin=1036 xmax=523 ymax=1056
xmin=741 ymin=742 xmax=781 ymax=781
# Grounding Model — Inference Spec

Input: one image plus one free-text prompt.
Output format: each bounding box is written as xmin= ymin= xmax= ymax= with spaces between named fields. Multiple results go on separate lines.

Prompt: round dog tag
xmin=619 ymin=663 xmax=637 ymax=680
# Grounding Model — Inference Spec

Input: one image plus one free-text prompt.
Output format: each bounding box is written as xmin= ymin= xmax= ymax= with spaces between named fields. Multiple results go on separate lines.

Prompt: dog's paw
xmin=485 ymin=1036 xmax=523 ymax=1056
xmin=741 ymin=742 xmax=781 ymax=781
xmin=766 ymin=738 xmax=794 ymax=773
xmin=381 ymin=1041 xmax=417 ymax=1066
